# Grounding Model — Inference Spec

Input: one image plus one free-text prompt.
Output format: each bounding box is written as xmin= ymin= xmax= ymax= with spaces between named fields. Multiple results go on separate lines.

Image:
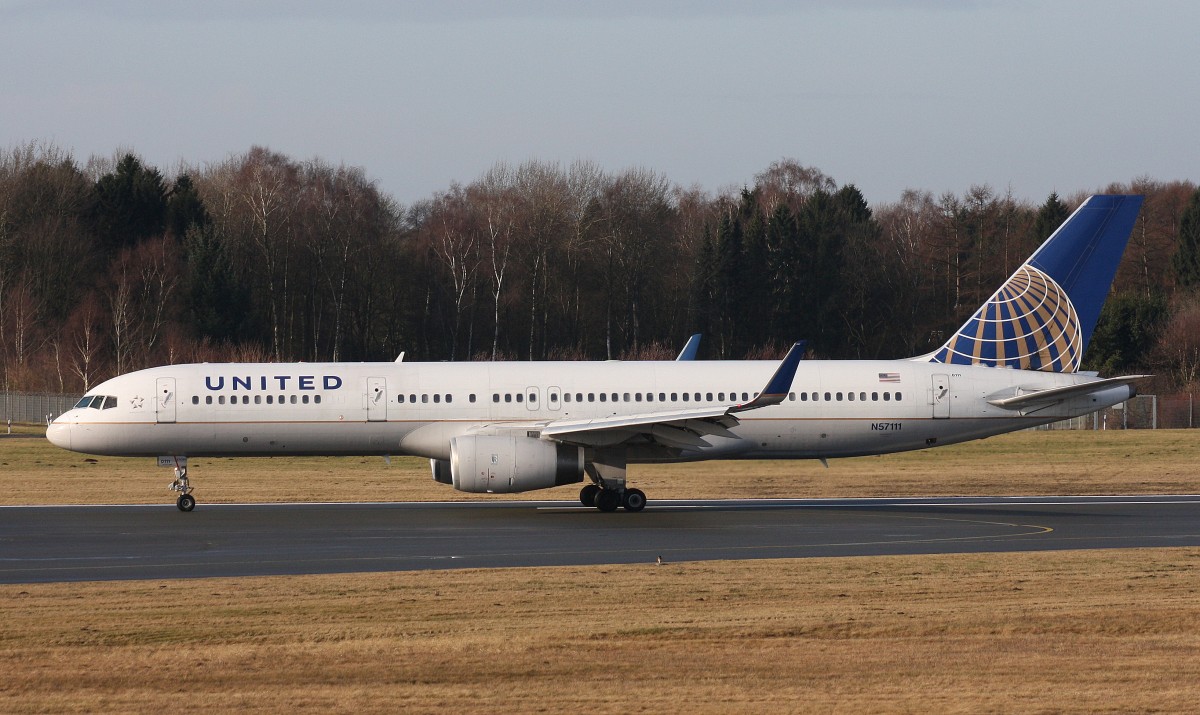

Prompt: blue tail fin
xmin=921 ymin=194 xmax=1143 ymax=373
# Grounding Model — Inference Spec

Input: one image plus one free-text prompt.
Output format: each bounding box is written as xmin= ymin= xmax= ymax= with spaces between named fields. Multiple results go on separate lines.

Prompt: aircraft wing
xmin=540 ymin=342 xmax=805 ymax=450
xmin=986 ymin=375 xmax=1149 ymax=411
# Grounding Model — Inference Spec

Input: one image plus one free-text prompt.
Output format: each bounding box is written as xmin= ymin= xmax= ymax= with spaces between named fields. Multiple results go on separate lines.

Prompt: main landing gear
xmin=579 ymin=484 xmax=647 ymax=512
xmin=169 ymin=465 xmax=196 ymax=512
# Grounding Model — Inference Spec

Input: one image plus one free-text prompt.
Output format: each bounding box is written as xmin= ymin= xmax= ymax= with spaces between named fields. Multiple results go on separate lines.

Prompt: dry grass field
xmin=2 ymin=427 xmax=1198 ymax=505
xmin=3 ymin=550 xmax=1200 ymax=713
xmin=3 ymin=428 xmax=1200 ymax=712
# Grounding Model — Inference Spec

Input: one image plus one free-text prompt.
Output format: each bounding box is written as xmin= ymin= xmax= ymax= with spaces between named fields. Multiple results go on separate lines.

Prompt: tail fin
xmin=920 ymin=194 xmax=1143 ymax=373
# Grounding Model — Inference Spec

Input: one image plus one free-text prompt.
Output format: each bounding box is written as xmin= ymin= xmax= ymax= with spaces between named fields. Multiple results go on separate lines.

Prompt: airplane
xmin=47 ymin=194 xmax=1147 ymax=513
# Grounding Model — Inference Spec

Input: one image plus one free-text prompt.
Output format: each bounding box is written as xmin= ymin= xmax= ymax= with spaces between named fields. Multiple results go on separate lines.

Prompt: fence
xmin=2 ymin=392 xmax=80 ymax=426
xmin=1030 ymin=394 xmax=1196 ymax=430
xmin=2 ymin=390 xmax=1196 ymax=430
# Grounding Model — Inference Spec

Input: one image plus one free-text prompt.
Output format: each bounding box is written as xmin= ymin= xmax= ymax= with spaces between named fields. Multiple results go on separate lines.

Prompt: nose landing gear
xmin=169 ymin=465 xmax=195 ymax=511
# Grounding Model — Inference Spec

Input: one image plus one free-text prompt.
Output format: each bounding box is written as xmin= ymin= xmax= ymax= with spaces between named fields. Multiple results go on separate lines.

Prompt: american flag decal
xmin=878 ymin=372 xmax=900 ymax=383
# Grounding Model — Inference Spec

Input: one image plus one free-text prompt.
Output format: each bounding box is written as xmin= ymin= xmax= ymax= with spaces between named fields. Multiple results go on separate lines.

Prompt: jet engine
xmin=441 ymin=435 xmax=584 ymax=493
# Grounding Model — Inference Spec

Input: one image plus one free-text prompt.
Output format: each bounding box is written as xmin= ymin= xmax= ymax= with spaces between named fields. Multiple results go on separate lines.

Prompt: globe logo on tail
xmin=932 ymin=265 xmax=1082 ymax=372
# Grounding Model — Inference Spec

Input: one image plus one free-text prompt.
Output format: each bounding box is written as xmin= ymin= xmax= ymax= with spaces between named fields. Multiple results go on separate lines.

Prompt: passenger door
xmin=932 ymin=374 xmax=951 ymax=419
xmin=366 ymin=377 xmax=387 ymax=422
xmin=156 ymin=377 xmax=176 ymax=424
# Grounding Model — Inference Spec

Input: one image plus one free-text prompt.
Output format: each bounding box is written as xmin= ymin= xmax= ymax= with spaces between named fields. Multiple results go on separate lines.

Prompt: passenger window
xmin=422 ymin=394 xmax=429 ymax=404
xmin=860 ymin=392 xmax=867 ymax=401
xmin=219 ymin=396 xmax=226 ymax=405
xmin=266 ymin=395 xmax=273 ymax=405
xmin=883 ymin=393 xmax=891 ymax=401
xmin=659 ymin=393 xmax=666 ymax=402
xmin=623 ymin=393 xmax=630 ymax=402
xmin=469 ymin=394 xmax=476 ymax=403
xmin=611 ymin=393 xmax=618 ymax=402
xmin=528 ymin=393 xmax=536 ymax=403
xmin=706 ymin=393 xmax=713 ymax=402
xmin=587 ymin=393 xmax=594 ymax=402
xmin=564 ymin=393 xmax=572 ymax=403
xmin=290 ymin=395 xmax=298 ymax=404
xmin=446 ymin=394 xmax=453 ymax=404
xmin=694 ymin=393 xmax=701 ymax=401
xmin=599 ymin=393 xmax=607 ymax=402
xmin=872 ymin=392 xmax=878 ymax=401
xmin=409 ymin=394 xmax=416 ymax=403
xmin=671 ymin=393 xmax=678 ymax=401
xmin=848 ymin=392 xmax=855 ymax=401
xmin=255 ymin=395 xmax=262 ymax=405
xmin=243 ymin=396 xmax=250 ymax=405
xmin=398 ymin=394 xmax=405 ymax=403
xmin=718 ymin=393 xmax=725 ymax=401
xmin=895 ymin=392 xmax=902 ymax=401
xmin=824 ymin=392 xmax=832 ymax=401
xmin=682 ymin=393 xmax=689 ymax=402
xmin=206 ymin=396 xmax=213 ymax=405
xmin=516 ymin=394 xmax=524 ymax=403
xmin=314 ymin=395 xmax=321 ymax=404
xmin=302 ymin=395 xmax=310 ymax=404
xmin=192 ymin=396 xmax=199 ymax=405
xmin=788 ymin=392 xmax=795 ymax=401
xmin=433 ymin=394 xmax=440 ymax=403
xmin=494 ymin=394 xmax=500 ymax=403
xmin=635 ymin=393 xmax=642 ymax=402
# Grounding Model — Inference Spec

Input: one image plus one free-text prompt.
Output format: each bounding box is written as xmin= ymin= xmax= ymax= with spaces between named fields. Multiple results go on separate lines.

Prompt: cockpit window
xmin=75 ymin=395 xmax=117 ymax=409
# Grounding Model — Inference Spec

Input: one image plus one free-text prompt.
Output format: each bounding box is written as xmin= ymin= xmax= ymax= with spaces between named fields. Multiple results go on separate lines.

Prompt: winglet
xmin=729 ymin=341 xmax=804 ymax=413
xmin=675 ymin=334 xmax=701 ymax=360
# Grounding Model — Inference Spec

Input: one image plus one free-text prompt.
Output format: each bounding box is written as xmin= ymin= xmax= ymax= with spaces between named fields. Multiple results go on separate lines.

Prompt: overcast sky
xmin=3 ymin=0 xmax=1196 ymax=207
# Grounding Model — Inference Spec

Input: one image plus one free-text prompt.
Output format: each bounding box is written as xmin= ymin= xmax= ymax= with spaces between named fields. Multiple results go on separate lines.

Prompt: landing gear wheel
xmin=595 ymin=489 xmax=621 ymax=513
xmin=622 ymin=488 xmax=647 ymax=512
xmin=176 ymin=494 xmax=196 ymax=512
xmin=580 ymin=484 xmax=600 ymax=507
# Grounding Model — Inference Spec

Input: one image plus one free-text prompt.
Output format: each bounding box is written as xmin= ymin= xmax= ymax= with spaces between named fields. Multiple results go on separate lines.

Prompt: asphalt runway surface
xmin=3 ymin=496 xmax=1200 ymax=583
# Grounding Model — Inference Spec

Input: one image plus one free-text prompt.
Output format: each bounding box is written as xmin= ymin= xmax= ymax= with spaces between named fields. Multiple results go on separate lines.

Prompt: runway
xmin=3 ymin=496 xmax=1200 ymax=583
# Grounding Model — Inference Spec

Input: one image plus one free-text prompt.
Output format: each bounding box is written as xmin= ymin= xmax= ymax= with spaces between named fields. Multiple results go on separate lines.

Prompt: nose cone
xmin=46 ymin=420 xmax=72 ymax=451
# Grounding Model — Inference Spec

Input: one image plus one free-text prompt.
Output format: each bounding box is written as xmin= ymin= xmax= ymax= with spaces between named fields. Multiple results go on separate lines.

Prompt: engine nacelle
xmin=449 ymin=435 xmax=584 ymax=493
xmin=430 ymin=458 xmax=453 ymax=485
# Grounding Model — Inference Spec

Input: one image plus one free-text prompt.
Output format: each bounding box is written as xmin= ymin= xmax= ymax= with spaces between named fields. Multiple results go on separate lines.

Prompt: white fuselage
xmin=46 ymin=359 xmax=1132 ymax=462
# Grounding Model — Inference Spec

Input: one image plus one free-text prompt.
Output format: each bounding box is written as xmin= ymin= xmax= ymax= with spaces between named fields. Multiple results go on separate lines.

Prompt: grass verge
xmin=3 ymin=549 xmax=1200 ymax=713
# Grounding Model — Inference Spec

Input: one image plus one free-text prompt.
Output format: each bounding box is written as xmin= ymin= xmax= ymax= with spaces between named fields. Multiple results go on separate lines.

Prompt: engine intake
xmin=448 ymin=435 xmax=584 ymax=493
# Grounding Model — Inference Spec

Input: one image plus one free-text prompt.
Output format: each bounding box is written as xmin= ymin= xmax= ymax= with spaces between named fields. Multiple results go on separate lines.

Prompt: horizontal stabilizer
xmin=987 ymin=375 xmax=1149 ymax=410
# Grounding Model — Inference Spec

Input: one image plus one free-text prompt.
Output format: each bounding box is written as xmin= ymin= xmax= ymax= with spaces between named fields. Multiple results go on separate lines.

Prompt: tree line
xmin=2 ymin=141 xmax=1199 ymax=395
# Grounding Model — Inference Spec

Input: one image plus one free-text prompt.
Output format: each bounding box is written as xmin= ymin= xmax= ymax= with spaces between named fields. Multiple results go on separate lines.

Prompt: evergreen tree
xmin=798 ymin=189 xmax=844 ymax=353
xmin=1083 ymin=292 xmax=1167 ymax=374
xmin=90 ymin=154 xmax=167 ymax=253
xmin=691 ymin=224 xmax=717 ymax=347
xmin=182 ymin=223 xmax=248 ymax=343
xmin=1171 ymin=189 xmax=1200 ymax=289
xmin=767 ymin=203 xmax=804 ymax=342
xmin=165 ymin=173 xmax=211 ymax=240
xmin=740 ymin=204 xmax=771 ymax=352
xmin=713 ymin=212 xmax=743 ymax=356
xmin=1034 ymin=191 xmax=1070 ymax=242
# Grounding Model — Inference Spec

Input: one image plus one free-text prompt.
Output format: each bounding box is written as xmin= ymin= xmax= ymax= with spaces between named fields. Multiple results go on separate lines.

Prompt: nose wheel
xmin=169 ymin=466 xmax=196 ymax=511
